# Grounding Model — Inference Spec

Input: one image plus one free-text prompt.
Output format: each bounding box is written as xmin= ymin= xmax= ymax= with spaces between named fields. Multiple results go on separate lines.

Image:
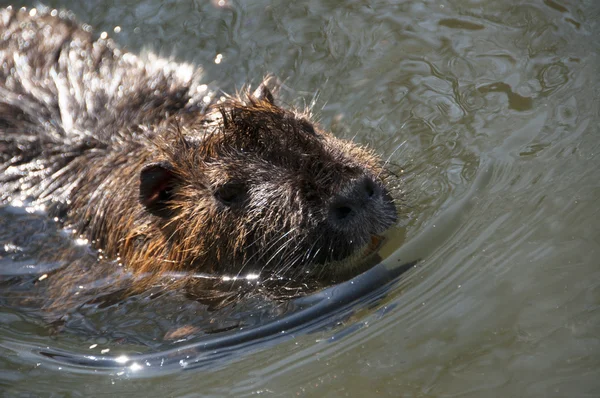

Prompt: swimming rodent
xmin=0 ymin=6 xmax=399 ymax=290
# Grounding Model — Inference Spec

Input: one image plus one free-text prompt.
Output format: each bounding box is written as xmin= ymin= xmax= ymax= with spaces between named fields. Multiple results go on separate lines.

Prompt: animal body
xmin=0 ymin=6 xmax=399 ymax=290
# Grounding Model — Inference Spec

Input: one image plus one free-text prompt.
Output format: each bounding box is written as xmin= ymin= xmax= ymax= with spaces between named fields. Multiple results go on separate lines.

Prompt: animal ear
xmin=139 ymin=161 xmax=179 ymax=218
xmin=251 ymin=83 xmax=275 ymax=105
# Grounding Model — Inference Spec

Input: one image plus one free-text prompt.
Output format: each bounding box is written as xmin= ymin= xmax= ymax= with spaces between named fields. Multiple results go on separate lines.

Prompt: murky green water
xmin=1 ymin=0 xmax=599 ymax=396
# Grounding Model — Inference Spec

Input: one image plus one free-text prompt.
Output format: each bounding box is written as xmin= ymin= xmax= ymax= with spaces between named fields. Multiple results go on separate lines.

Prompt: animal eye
xmin=214 ymin=182 xmax=246 ymax=206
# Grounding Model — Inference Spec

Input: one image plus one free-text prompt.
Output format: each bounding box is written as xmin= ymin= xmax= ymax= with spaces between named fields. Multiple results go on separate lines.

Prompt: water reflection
xmin=0 ymin=0 xmax=599 ymax=396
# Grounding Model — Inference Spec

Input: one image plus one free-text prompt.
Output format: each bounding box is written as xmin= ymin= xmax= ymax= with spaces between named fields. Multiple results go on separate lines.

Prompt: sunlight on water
xmin=0 ymin=0 xmax=599 ymax=396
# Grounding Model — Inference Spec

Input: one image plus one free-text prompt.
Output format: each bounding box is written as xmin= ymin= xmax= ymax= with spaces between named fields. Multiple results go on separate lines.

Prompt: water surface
xmin=0 ymin=0 xmax=599 ymax=396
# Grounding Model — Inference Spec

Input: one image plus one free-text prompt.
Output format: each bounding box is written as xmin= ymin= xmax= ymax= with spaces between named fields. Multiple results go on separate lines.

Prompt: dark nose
xmin=328 ymin=176 xmax=382 ymax=228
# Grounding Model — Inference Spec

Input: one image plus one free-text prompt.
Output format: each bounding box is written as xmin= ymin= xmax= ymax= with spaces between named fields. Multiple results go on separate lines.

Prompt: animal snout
xmin=328 ymin=176 xmax=384 ymax=228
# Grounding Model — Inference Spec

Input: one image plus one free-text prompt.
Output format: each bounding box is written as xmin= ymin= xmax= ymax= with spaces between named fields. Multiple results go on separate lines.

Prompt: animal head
xmin=138 ymin=85 xmax=398 ymax=281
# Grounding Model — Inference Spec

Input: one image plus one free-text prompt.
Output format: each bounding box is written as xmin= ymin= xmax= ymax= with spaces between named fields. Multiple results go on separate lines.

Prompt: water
xmin=1 ymin=0 xmax=599 ymax=396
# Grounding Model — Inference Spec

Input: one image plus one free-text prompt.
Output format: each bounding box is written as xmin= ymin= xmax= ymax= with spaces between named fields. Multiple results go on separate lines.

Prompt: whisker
xmin=377 ymin=139 xmax=407 ymax=179
xmin=373 ymin=121 xmax=409 ymax=152
xmin=257 ymin=231 xmax=305 ymax=276
xmin=236 ymin=225 xmax=297 ymax=278
xmin=272 ymin=233 xmax=314 ymax=280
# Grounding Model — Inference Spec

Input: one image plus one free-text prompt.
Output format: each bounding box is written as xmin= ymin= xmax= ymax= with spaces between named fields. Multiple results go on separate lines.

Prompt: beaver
xmin=0 ymin=6 xmax=399 ymax=292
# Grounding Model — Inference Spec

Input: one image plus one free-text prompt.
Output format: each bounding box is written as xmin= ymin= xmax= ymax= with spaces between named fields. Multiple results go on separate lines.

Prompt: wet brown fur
xmin=0 ymin=6 xmax=399 ymax=297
